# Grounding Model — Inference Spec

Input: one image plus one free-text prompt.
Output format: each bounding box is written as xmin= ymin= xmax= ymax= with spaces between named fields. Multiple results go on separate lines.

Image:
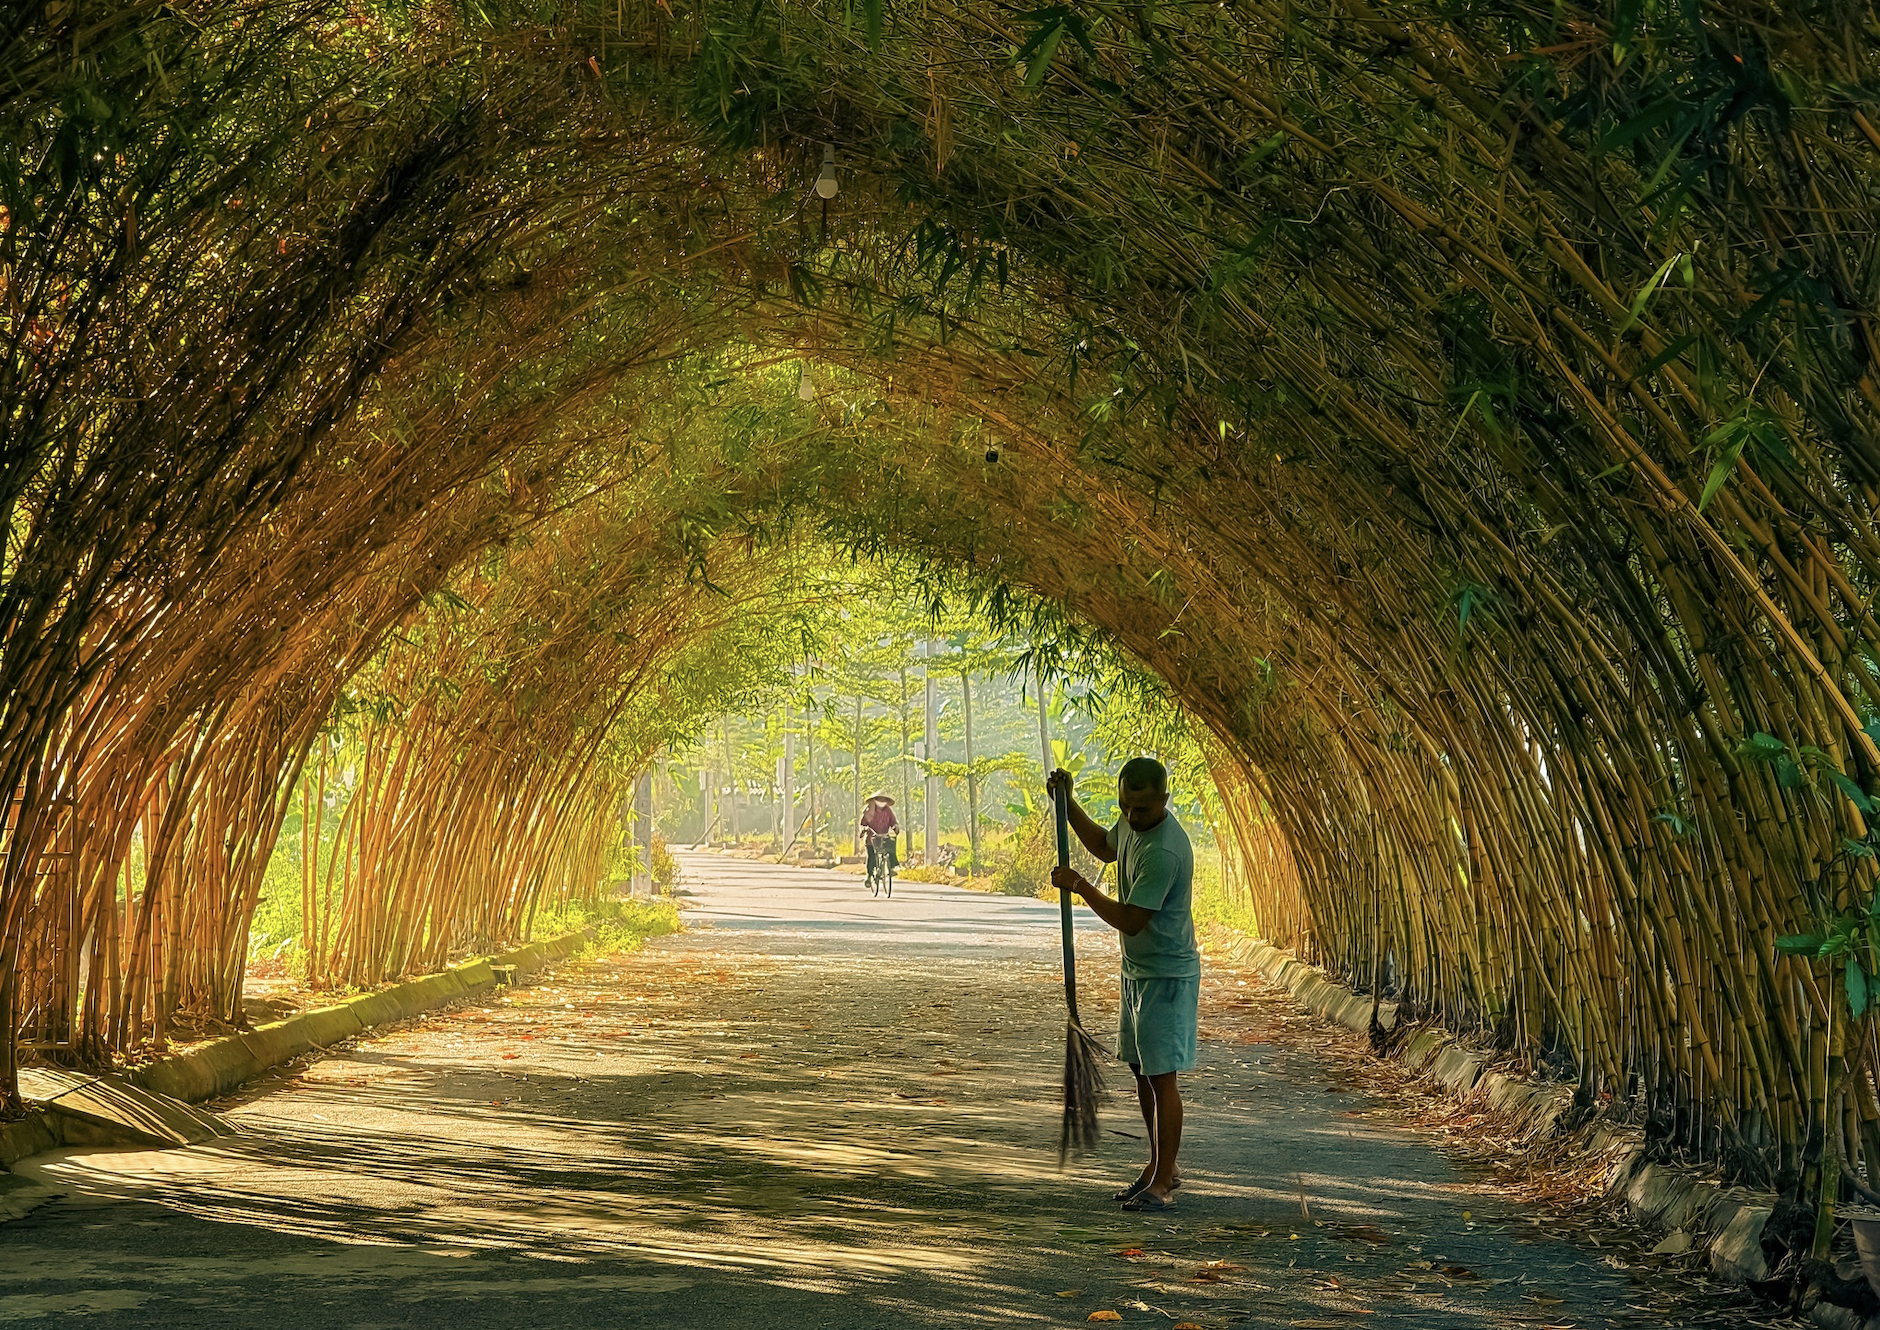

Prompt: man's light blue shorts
xmin=1116 ymin=975 xmax=1199 ymax=1077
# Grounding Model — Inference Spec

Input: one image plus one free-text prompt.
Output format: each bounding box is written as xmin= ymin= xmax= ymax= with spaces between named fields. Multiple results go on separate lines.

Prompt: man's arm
xmin=1050 ymin=866 xmax=1152 ymax=935
xmin=1045 ymin=769 xmax=1118 ymax=864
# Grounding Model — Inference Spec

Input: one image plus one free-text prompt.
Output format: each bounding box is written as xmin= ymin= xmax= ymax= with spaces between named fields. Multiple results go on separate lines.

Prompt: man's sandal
xmin=1121 ymin=1190 xmax=1178 ymax=1213
xmin=1111 ymin=1176 xmax=1182 ymax=1202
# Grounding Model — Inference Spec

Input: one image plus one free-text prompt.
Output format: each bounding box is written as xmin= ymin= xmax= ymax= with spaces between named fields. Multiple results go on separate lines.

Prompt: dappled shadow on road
xmin=11 ymin=862 xmax=1677 ymax=1327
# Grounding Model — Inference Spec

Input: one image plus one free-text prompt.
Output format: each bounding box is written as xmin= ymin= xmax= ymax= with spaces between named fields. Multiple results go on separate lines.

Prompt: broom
xmin=1052 ymin=777 xmax=1107 ymax=1161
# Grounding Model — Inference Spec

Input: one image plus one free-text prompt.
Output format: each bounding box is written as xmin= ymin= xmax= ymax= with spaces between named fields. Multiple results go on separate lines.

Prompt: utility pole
xmin=783 ymin=700 xmax=796 ymax=855
xmin=621 ymin=790 xmax=634 ymax=891
xmin=898 ymin=665 xmax=912 ymax=853
xmin=1037 ymin=665 xmax=1053 ymax=772
xmin=923 ymin=639 xmax=939 ymax=864
xmin=807 ymin=686 xmax=819 ymax=854
xmin=721 ymin=724 xmax=739 ymax=844
xmin=962 ymin=666 xmax=979 ymax=870
xmin=635 ymin=770 xmax=654 ymax=894
xmin=853 ymin=694 xmax=864 ymax=857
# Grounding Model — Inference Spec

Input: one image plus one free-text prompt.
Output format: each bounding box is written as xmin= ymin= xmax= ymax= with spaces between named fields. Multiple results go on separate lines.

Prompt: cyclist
xmin=860 ymin=791 xmax=899 ymax=885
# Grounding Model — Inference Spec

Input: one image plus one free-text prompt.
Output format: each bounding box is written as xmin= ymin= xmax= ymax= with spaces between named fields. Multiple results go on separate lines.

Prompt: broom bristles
xmin=1059 ymin=1016 xmax=1108 ymax=1162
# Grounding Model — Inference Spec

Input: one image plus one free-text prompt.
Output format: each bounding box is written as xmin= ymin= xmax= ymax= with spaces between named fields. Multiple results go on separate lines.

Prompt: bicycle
xmin=865 ymin=830 xmax=896 ymax=898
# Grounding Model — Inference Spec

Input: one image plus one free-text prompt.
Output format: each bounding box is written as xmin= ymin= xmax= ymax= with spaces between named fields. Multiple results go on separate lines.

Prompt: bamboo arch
xmin=5 ymin=0 xmax=1880 ymax=1253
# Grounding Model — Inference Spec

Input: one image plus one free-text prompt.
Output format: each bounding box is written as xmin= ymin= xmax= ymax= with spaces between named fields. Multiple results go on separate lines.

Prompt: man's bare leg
xmin=1139 ymin=1072 xmax=1183 ymax=1203
xmin=1127 ymin=1068 xmax=1183 ymax=1194
xmin=1133 ymin=1069 xmax=1157 ymax=1188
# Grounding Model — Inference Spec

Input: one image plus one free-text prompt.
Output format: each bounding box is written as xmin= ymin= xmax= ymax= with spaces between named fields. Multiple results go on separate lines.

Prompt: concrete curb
xmin=1215 ymin=932 xmax=1861 ymax=1327
xmin=125 ymin=933 xmax=586 ymax=1106
xmin=0 ymin=929 xmax=589 ymax=1175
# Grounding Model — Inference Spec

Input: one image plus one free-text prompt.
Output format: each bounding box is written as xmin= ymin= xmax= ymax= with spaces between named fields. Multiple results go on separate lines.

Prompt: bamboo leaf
xmin=1827 ymin=771 xmax=1876 ymax=814
xmin=1597 ymin=93 xmax=1684 ymax=153
xmin=1635 ymin=331 xmax=1700 ymax=381
xmin=1776 ymin=934 xmax=1824 ymax=955
xmin=1851 ymin=960 xmax=1870 ymax=1019
xmin=1237 ymin=130 xmax=1288 ymax=175
xmin=1618 ymin=252 xmax=1683 ymax=334
xmin=1022 ymin=21 xmax=1067 ymax=88
xmin=1455 ymin=583 xmax=1493 ymax=632
xmin=1737 ymin=732 xmax=1786 ymax=762
xmin=786 ymin=262 xmax=824 ymax=307
xmin=1698 ymin=439 xmax=1744 ymax=510
xmin=1013 ymin=9 xmax=1069 ymax=87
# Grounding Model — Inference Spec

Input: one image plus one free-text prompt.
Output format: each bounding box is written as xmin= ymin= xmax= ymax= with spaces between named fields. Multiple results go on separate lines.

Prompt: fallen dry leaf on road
xmin=1087 ymin=1313 xmax=1122 ymax=1323
xmin=1114 ymin=1247 xmax=1145 ymax=1258
xmin=1054 ymin=1290 xmax=1082 ymax=1298
xmin=1328 ymin=1223 xmax=1391 ymax=1244
xmin=1172 ymin=1323 xmax=1205 ymax=1329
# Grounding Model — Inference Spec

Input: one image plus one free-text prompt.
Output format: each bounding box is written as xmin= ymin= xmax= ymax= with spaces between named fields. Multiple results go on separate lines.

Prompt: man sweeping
xmin=1047 ymin=758 xmax=1198 ymax=1212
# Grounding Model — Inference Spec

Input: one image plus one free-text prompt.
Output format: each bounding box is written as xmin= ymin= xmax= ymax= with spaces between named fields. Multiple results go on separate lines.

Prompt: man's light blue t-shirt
xmin=1107 ymin=812 xmax=1200 ymax=980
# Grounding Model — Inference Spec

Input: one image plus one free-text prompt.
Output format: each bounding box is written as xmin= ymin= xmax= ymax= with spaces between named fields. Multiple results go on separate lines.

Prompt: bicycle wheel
xmin=884 ymin=862 xmax=893 ymax=898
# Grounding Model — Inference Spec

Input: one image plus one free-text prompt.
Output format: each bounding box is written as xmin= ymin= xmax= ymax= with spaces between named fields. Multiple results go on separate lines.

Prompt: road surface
xmin=3 ymin=851 xmax=1709 ymax=1327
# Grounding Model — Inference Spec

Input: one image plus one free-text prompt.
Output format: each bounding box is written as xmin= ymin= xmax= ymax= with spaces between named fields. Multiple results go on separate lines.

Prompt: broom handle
xmin=1053 ymin=782 xmax=1081 ymax=1025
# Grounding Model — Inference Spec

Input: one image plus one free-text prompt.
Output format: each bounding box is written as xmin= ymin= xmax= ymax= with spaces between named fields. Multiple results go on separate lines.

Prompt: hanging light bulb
xmin=814 ymin=144 xmax=839 ymax=200
xmin=798 ymin=366 xmax=816 ymax=400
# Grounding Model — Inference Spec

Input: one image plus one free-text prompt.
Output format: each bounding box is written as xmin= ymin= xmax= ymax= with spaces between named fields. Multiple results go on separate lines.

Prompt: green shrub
xmin=990 ymin=811 xmax=1108 ymax=898
xmin=650 ymin=834 xmax=677 ymax=889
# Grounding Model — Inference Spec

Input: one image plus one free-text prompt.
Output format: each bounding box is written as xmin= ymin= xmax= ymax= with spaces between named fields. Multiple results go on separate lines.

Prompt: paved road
xmin=4 ymin=852 xmax=1693 ymax=1327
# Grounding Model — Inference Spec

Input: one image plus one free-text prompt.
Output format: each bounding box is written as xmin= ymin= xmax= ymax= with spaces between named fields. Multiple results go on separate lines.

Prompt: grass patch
xmin=534 ymin=894 xmax=682 ymax=956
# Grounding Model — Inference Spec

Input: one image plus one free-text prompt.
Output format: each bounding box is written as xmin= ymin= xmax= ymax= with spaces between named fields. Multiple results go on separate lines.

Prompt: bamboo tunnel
xmin=7 ymin=0 xmax=1880 ymax=1253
